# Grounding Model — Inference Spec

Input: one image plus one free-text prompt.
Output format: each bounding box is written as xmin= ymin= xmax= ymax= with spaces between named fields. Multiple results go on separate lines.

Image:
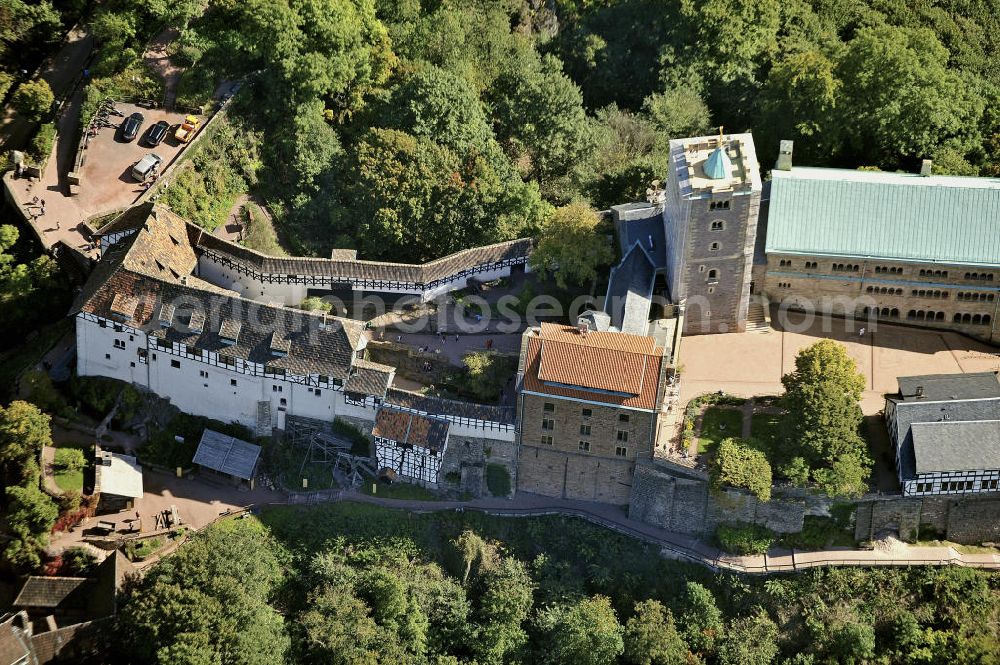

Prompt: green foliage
xmin=0 ymin=400 xmax=52 ymax=486
xmin=53 ymin=447 xmax=85 ymax=473
xmin=716 ymin=523 xmax=775 ymax=555
xmin=485 ymin=463 xmax=511 ymax=498
xmin=678 ymin=581 xmax=723 ymax=656
xmin=780 ymin=340 xmax=872 ymax=497
xmin=141 ymin=412 xmax=258 ymax=470
xmin=28 ymin=122 xmax=55 ymax=164
xmin=241 ymin=204 xmax=287 ymax=256
xmin=623 ymin=599 xmax=689 ymax=665
xmin=61 ymin=546 xmax=97 ymax=575
xmin=717 ymin=610 xmax=780 ymax=665
xmin=12 ymin=79 xmax=54 ymax=120
xmin=644 ymin=85 xmax=712 ymax=139
xmin=117 ymin=519 xmax=290 ymax=663
xmin=3 ymin=483 xmax=58 ymax=569
xmin=457 ymin=352 xmax=516 ymax=402
xmin=530 ymin=202 xmax=614 ymax=289
xmin=298 ymin=296 xmax=332 ymax=313
xmin=712 ymin=437 xmax=772 ymax=501
xmin=535 ymin=595 xmax=624 ymax=665
xmin=696 ymin=406 xmax=743 ymax=455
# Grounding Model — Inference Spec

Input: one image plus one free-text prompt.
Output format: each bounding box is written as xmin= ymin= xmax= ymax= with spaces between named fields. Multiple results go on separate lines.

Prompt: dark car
xmin=144 ymin=119 xmax=169 ymax=147
xmin=120 ymin=112 xmax=144 ymax=142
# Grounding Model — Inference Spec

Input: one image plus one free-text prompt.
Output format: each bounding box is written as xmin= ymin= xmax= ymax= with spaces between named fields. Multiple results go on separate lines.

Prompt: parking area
xmin=679 ymin=311 xmax=1000 ymax=415
xmin=8 ymin=100 xmax=202 ymax=255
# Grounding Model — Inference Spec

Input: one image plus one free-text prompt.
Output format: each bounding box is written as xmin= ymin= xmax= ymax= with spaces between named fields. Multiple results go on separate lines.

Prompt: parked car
xmin=131 ymin=153 xmax=162 ymax=181
xmin=121 ymin=112 xmax=144 ymax=142
xmin=144 ymin=120 xmax=169 ymax=146
xmin=174 ymin=114 xmax=200 ymax=143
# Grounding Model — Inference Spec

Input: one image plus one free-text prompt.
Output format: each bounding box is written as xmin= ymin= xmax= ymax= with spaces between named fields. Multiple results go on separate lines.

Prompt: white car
xmin=131 ymin=153 xmax=162 ymax=182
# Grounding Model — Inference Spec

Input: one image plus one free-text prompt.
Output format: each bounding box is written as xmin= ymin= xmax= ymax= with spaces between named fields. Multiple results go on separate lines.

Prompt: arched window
xmin=707 ymin=269 xmax=718 ymax=281
xmin=907 ymin=310 xmax=916 ymax=320
xmin=935 ymin=311 xmax=944 ymax=321
xmin=891 ymin=308 xmax=899 ymax=318
xmin=711 ymin=220 xmax=724 ymax=231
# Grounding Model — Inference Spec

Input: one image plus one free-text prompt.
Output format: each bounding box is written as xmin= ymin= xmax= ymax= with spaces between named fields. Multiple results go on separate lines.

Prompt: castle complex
xmin=71 ymin=130 xmax=999 ymax=508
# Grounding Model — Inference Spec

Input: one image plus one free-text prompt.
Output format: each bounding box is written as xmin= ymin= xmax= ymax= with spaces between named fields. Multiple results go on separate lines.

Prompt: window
xmin=541 ymin=435 xmax=553 ymax=446
xmin=199 ymin=370 xmax=208 ymax=378
xmin=617 ymin=430 xmax=629 ymax=442
xmin=578 ymin=441 xmax=591 ymax=452
xmin=618 ymin=414 xmax=629 ymax=423
xmin=231 ymin=379 xmax=237 ymax=387
xmin=272 ymin=385 xmax=283 ymax=393
xmin=981 ymin=479 xmax=998 ymax=491
xmin=543 ymin=402 xmax=554 ymax=412
xmin=582 ymin=408 xmax=592 ymax=418
xmin=711 ymin=221 xmax=724 ymax=231
xmin=580 ymin=424 xmax=591 ymax=436
xmin=542 ymin=418 xmax=554 ymax=431
xmin=114 ymin=339 xmax=125 ymax=349
xmin=105 ymin=353 xmax=110 ymax=359
xmin=314 ymin=389 xmax=322 ymax=397
xmin=615 ymin=446 xmax=628 ymax=457
xmin=709 ymin=200 xmax=730 ymax=210
xmin=804 ymin=261 xmax=817 ymax=269
xmin=916 ymin=482 xmax=933 ymax=493
xmin=709 ymin=242 xmax=720 ymax=251
xmin=99 ymin=319 xmax=107 ymax=328
xmin=130 ymin=361 xmax=135 ymax=367
xmin=779 ymin=259 xmax=791 ymax=267
xmin=279 ymin=398 xmax=287 ymax=406
xmin=170 ymin=359 xmax=180 ymax=368
xmin=707 ymin=269 xmax=718 ymax=281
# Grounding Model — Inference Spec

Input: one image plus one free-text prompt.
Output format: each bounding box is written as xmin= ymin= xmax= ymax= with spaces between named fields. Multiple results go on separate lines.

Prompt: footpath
xmin=283 ymin=489 xmax=1000 ymax=575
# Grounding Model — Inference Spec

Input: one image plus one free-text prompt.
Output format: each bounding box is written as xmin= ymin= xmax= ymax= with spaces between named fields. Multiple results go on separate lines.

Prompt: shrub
xmin=486 ymin=463 xmax=511 ymax=497
xmin=54 ymin=448 xmax=86 ymax=473
xmin=13 ymin=80 xmax=54 ymax=120
xmin=28 ymin=122 xmax=56 ymax=164
xmin=716 ymin=523 xmax=775 ymax=555
xmin=712 ymin=437 xmax=772 ymax=501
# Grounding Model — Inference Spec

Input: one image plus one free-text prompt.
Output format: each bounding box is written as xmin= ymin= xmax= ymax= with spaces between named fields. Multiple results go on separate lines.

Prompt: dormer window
xmin=157 ymin=302 xmax=175 ymax=328
xmin=219 ymin=318 xmax=241 ymax=345
xmin=269 ymin=331 xmax=290 ymax=357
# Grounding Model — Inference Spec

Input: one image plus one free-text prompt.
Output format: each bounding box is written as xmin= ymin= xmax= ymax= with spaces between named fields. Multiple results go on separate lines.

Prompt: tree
xmin=299 ymin=296 xmax=333 ymax=313
xmin=623 ymin=599 xmax=689 ymax=665
xmin=3 ymin=483 xmax=58 ymax=569
xmin=716 ymin=610 xmax=779 ymax=665
xmin=679 ymin=0 xmax=781 ymax=81
xmin=536 ymin=595 xmax=624 ymax=665
xmin=678 ymin=581 xmax=723 ymax=656
xmin=470 ymin=557 xmax=534 ymax=665
xmin=530 ymin=202 xmax=614 ymax=289
xmin=644 ymin=85 xmax=712 ymax=139
xmin=837 ymin=26 xmax=985 ymax=166
xmin=0 ymin=400 xmax=53 ymax=487
xmin=12 ymin=79 xmax=53 ymax=120
xmin=459 ymin=352 xmax=514 ymax=402
xmin=781 ymin=340 xmax=872 ymax=496
xmin=301 ymin=585 xmax=380 ymax=664
xmin=61 ymin=546 xmax=98 ymax=575
xmin=54 ymin=447 xmax=85 ymax=473
xmin=712 ymin=437 xmax=772 ymax=501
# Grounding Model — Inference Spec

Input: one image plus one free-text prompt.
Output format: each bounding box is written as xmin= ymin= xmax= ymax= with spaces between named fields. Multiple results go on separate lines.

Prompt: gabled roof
xmin=343 ymin=359 xmax=394 ymax=398
xmin=522 ymin=324 xmax=664 ymax=410
xmin=373 ymin=407 xmax=449 ymax=451
xmin=604 ymin=240 xmax=657 ymax=335
xmin=193 ymin=429 xmax=261 ymax=480
xmin=14 ymin=577 xmax=90 ymax=610
xmin=0 ymin=613 xmax=32 ymax=665
xmin=766 ymin=168 xmax=1000 ymax=266
xmin=385 ymin=389 xmax=515 ymax=424
xmin=911 ymin=420 xmax=1000 ymax=474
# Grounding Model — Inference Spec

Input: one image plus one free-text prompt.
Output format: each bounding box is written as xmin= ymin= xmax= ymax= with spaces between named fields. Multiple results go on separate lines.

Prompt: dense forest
xmin=74 ymin=0 xmax=995 ymax=267
xmin=115 ymin=503 xmax=1000 ymax=664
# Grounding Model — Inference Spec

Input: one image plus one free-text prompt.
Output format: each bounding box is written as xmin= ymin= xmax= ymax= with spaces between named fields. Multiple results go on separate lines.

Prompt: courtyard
xmin=679 ymin=309 xmax=1000 ymax=415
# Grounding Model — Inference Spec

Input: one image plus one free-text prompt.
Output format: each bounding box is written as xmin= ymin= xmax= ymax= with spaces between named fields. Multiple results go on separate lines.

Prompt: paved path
xmin=0 ymin=26 xmax=94 ymax=153
xmin=143 ymin=28 xmax=182 ymax=110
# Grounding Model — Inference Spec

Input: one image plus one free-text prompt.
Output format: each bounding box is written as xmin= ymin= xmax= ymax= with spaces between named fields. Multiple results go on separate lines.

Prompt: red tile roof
xmin=522 ymin=324 xmax=664 ymax=410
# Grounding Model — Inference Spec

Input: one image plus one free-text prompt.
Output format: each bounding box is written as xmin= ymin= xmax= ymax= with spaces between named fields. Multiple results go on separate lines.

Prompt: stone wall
xmin=629 ymin=462 xmax=833 ymax=537
xmin=439 ymin=433 xmax=517 ymax=498
xmin=855 ymin=493 xmax=1000 ymax=544
xmin=516 ymin=392 xmax=656 ymax=504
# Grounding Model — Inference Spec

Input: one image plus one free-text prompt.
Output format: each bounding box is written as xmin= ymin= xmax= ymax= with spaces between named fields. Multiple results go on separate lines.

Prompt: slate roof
xmin=612 ymin=202 xmax=666 ymax=270
xmin=889 ymin=395 xmax=1000 ymax=481
xmin=897 ymin=372 xmax=1000 ymax=402
xmin=373 ymin=407 xmax=450 ymax=451
xmin=385 ymin=389 xmax=516 ymax=424
xmin=192 ymin=229 xmax=532 ymax=285
xmin=14 ymin=577 xmax=91 ymax=610
xmin=910 ymin=420 xmax=1000 ymax=474
xmin=0 ymin=614 xmax=32 ymax=665
xmin=343 ymin=359 xmax=394 ymax=399
xmin=604 ymin=241 xmax=656 ymax=335
xmin=193 ymin=429 xmax=261 ymax=480
xmin=766 ymin=168 xmax=1000 ymax=266
xmin=522 ymin=324 xmax=664 ymax=410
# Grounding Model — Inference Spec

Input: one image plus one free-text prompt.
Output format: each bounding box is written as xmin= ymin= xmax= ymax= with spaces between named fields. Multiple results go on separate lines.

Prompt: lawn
xmin=697 ymin=407 xmax=743 ymax=454
xmin=53 ymin=467 xmax=83 ymax=492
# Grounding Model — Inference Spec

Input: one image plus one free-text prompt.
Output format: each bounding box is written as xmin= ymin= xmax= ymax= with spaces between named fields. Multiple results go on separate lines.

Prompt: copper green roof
xmin=766 ymin=168 xmax=1000 ymax=267
xmin=704 ymin=146 xmax=732 ymax=180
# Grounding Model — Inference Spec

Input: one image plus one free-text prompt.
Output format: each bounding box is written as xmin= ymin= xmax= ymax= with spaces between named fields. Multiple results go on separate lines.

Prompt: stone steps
xmin=745 ymin=302 xmax=771 ymax=333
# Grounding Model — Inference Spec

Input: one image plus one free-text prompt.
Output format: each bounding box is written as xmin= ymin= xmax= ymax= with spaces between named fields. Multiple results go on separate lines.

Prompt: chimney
xmin=919 ymin=159 xmax=932 ymax=177
xmin=775 ymin=140 xmax=794 ymax=171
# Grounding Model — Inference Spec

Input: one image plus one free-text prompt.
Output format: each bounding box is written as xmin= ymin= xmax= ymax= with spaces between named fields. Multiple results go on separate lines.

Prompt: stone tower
xmin=662 ymin=132 xmax=762 ymax=334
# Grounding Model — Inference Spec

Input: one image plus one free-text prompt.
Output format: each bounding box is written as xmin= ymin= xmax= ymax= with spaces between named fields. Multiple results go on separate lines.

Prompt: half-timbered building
xmin=372 ymin=406 xmax=450 ymax=485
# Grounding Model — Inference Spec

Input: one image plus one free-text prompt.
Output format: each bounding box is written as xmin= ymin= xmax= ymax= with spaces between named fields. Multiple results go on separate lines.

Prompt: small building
xmin=0 ymin=612 xmax=34 ymax=665
xmin=193 ymin=429 xmax=262 ymax=487
xmin=885 ymin=372 xmax=1000 ymax=496
xmin=93 ymin=449 xmax=143 ymax=514
xmin=372 ymin=407 xmax=450 ymax=485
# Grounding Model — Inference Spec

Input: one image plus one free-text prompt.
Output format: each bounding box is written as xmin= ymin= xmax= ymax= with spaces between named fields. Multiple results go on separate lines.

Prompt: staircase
xmin=745 ymin=302 xmax=771 ymax=333
xmin=255 ymin=401 xmax=272 ymax=438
